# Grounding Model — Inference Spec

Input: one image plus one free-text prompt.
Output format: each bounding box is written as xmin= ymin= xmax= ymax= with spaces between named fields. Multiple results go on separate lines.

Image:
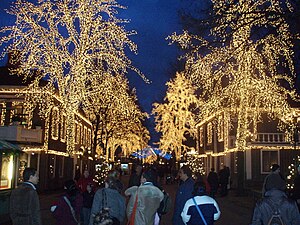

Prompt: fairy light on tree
xmin=287 ymin=155 xmax=300 ymax=190
xmin=169 ymin=0 xmax=299 ymax=152
xmin=152 ymin=72 xmax=200 ymax=160
xmin=82 ymin=72 xmax=149 ymax=160
xmin=0 ymin=0 xmax=147 ymax=155
xmin=169 ymin=0 xmax=300 ymax=192
xmin=186 ymin=155 xmax=205 ymax=177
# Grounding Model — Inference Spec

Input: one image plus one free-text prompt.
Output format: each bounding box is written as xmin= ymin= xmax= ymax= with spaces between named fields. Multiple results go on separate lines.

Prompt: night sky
xmin=0 ymin=0 xmax=185 ymax=144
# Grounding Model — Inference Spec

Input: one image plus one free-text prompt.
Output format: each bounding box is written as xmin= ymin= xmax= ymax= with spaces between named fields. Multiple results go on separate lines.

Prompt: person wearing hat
xmin=181 ymin=180 xmax=221 ymax=225
xmin=262 ymin=164 xmax=286 ymax=197
xmin=51 ymin=179 xmax=83 ymax=225
xmin=251 ymin=177 xmax=300 ymax=224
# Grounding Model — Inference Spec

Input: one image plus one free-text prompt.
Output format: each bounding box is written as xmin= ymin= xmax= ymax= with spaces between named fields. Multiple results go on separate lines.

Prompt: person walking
xmin=219 ymin=165 xmax=230 ymax=197
xmin=181 ymin=181 xmax=221 ymax=225
xmin=125 ymin=170 xmax=164 ymax=225
xmin=10 ymin=167 xmax=42 ymax=225
xmin=172 ymin=165 xmax=195 ymax=225
xmin=82 ymin=183 xmax=95 ymax=225
xmin=262 ymin=164 xmax=286 ymax=197
xmin=207 ymin=168 xmax=219 ymax=198
xmin=128 ymin=164 xmax=143 ymax=188
xmin=90 ymin=177 xmax=126 ymax=225
xmin=251 ymin=179 xmax=300 ymax=224
xmin=51 ymin=180 xmax=82 ymax=225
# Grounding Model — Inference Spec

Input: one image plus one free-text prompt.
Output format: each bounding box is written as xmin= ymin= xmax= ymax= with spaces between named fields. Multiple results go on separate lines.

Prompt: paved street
xmin=5 ymin=176 xmax=256 ymax=225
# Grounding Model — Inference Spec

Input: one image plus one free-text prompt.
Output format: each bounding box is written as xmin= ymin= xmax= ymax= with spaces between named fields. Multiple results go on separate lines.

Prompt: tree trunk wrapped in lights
xmin=0 ymin=0 xmax=147 ymax=155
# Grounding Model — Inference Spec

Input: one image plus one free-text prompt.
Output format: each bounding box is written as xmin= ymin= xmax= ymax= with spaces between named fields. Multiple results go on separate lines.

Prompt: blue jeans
xmin=82 ymin=207 xmax=91 ymax=225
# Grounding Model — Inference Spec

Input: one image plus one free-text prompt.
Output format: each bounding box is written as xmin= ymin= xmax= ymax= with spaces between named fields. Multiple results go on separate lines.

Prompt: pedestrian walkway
xmin=4 ymin=176 xmax=257 ymax=225
xmin=160 ymin=182 xmax=255 ymax=225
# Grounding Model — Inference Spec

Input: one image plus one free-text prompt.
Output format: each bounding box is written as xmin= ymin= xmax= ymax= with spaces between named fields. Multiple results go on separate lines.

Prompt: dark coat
xmin=172 ymin=178 xmax=195 ymax=225
xmin=207 ymin=171 xmax=219 ymax=191
xmin=251 ymin=189 xmax=300 ymax=225
xmin=52 ymin=193 xmax=82 ymax=225
xmin=9 ymin=182 xmax=42 ymax=225
xmin=90 ymin=188 xmax=126 ymax=225
xmin=181 ymin=195 xmax=221 ymax=225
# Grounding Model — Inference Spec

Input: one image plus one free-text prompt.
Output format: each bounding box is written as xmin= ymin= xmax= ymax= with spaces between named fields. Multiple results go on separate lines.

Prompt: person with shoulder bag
xmin=181 ymin=181 xmax=220 ymax=225
xmin=89 ymin=177 xmax=125 ymax=225
xmin=51 ymin=179 xmax=83 ymax=225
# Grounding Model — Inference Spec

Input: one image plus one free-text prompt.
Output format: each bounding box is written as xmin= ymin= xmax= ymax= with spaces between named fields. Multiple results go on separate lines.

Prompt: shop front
xmin=0 ymin=140 xmax=21 ymax=223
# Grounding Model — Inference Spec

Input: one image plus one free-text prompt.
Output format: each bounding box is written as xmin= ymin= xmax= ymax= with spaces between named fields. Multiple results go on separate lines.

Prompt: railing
xmin=0 ymin=125 xmax=43 ymax=143
xmin=254 ymin=133 xmax=287 ymax=143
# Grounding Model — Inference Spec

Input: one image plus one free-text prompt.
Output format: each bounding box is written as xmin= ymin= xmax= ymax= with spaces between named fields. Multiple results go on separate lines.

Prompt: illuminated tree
xmin=0 ymin=0 xmax=147 ymax=154
xmin=169 ymin=0 xmax=300 ymax=192
xmin=82 ymin=73 xmax=149 ymax=160
xmin=169 ymin=0 xmax=299 ymax=151
xmin=152 ymin=72 xmax=199 ymax=160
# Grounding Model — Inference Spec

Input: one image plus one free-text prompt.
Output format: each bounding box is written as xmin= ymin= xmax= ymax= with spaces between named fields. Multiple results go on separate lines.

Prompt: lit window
xmin=261 ymin=150 xmax=279 ymax=174
xmin=0 ymin=155 xmax=14 ymax=190
xmin=48 ymin=155 xmax=56 ymax=179
xmin=218 ymin=115 xmax=224 ymax=142
xmin=199 ymin=127 xmax=203 ymax=147
xmin=51 ymin=107 xmax=59 ymax=140
xmin=207 ymin=122 xmax=213 ymax=144
xmin=60 ymin=114 xmax=66 ymax=142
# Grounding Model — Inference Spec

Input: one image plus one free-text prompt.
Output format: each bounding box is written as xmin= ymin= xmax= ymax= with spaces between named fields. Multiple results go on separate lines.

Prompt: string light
xmin=0 ymin=0 xmax=148 ymax=155
xmin=168 ymin=0 xmax=299 ymax=153
xmin=152 ymin=72 xmax=200 ymax=160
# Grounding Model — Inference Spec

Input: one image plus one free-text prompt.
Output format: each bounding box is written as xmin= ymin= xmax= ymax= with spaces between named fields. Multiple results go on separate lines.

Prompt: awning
xmin=0 ymin=140 xmax=21 ymax=155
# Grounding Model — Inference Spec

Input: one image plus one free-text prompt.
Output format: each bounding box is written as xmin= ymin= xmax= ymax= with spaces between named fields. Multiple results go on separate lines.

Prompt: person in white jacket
xmin=181 ymin=181 xmax=221 ymax=225
xmin=125 ymin=170 xmax=164 ymax=225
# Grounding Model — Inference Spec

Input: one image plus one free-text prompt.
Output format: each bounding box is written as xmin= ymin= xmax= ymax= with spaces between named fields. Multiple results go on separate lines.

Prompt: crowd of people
xmin=8 ymin=163 xmax=300 ymax=225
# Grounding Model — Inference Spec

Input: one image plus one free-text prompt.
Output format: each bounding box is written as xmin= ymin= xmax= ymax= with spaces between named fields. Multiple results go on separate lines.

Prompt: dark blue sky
xmin=0 ymin=0 xmax=184 ymax=144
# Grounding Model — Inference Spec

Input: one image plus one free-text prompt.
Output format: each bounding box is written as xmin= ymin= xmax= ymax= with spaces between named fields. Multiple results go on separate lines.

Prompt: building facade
xmin=195 ymin=110 xmax=300 ymax=190
xmin=0 ymin=66 xmax=93 ymax=222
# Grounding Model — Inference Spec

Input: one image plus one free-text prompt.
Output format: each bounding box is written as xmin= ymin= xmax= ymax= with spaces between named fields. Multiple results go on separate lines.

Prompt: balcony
xmin=254 ymin=133 xmax=287 ymax=143
xmin=0 ymin=125 xmax=43 ymax=143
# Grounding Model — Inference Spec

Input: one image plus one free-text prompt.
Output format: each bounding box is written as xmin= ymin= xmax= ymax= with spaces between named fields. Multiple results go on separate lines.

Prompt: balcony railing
xmin=0 ymin=125 xmax=43 ymax=143
xmin=254 ymin=133 xmax=287 ymax=143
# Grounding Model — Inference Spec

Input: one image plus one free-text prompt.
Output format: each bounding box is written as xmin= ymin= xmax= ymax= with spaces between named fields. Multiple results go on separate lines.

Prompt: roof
xmin=0 ymin=140 xmax=21 ymax=154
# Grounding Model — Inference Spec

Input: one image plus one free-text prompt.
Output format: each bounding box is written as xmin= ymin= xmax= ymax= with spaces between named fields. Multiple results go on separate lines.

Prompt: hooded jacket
xmin=125 ymin=182 xmax=164 ymax=225
xmin=251 ymin=189 xmax=300 ymax=225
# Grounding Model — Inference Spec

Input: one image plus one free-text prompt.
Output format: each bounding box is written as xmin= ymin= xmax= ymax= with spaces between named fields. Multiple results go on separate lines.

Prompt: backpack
xmin=157 ymin=190 xmax=172 ymax=215
xmin=266 ymin=199 xmax=285 ymax=225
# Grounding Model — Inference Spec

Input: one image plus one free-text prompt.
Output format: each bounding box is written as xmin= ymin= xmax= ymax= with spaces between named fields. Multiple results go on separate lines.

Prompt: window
xmin=60 ymin=114 xmax=66 ymax=142
xmin=207 ymin=122 xmax=213 ymax=144
xmin=0 ymin=155 xmax=14 ymax=190
xmin=218 ymin=115 xmax=224 ymax=142
xmin=87 ymin=129 xmax=92 ymax=147
xmin=48 ymin=155 xmax=56 ymax=179
xmin=57 ymin=156 xmax=64 ymax=178
xmin=83 ymin=126 xmax=87 ymax=146
xmin=199 ymin=127 xmax=203 ymax=147
xmin=51 ymin=107 xmax=59 ymax=140
xmin=261 ymin=150 xmax=279 ymax=174
xmin=75 ymin=122 xmax=79 ymax=144
xmin=0 ymin=103 xmax=6 ymax=126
